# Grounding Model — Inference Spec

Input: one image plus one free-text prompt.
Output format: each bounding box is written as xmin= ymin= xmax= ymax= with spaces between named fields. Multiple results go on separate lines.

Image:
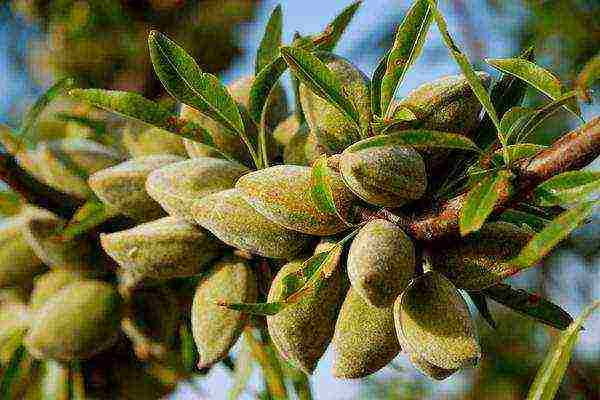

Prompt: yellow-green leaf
xmin=256 ymin=5 xmax=283 ymax=74
xmin=532 ymin=171 xmax=600 ymax=207
xmin=575 ymin=52 xmax=600 ymax=103
xmin=346 ymin=129 xmax=481 ymax=153
xmin=311 ymin=155 xmax=342 ymax=219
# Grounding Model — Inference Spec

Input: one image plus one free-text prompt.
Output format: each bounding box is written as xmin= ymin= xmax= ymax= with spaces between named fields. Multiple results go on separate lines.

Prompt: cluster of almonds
xmin=0 ymin=49 xmax=537 ymax=391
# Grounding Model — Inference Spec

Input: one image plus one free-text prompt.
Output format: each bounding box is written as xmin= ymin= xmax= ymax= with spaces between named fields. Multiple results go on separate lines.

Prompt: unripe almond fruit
xmin=347 ymin=219 xmax=415 ymax=307
xmin=300 ymin=53 xmax=371 ymax=153
xmin=429 ymin=222 xmax=533 ymax=290
xmin=146 ymin=157 xmax=249 ymax=222
xmin=0 ymin=301 xmax=31 ymax=364
xmin=25 ymin=280 xmax=123 ymax=361
xmin=236 ymin=165 xmax=356 ymax=236
xmin=408 ymin=353 xmax=458 ymax=381
xmin=122 ymin=125 xmax=187 ymax=157
xmin=332 ymin=288 xmax=400 ymax=378
xmin=340 ymin=143 xmax=427 ymax=207
xmin=30 ymin=270 xmax=88 ymax=311
xmin=191 ymin=255 xmax=257 ymax=368
xmin=394 ymin=271 xmax=481 ymax=371
xmin=284 ymin=123 xmax=325 ymax=166
xmin=100 ymin=216 xmax=222 ymax=283
xmin=267 ymin=258 xmax=346 ymax=374
xmin=193 ymin=189 xmax=313 ymax=259
xmin=89 ymin=154 xmax=183 ymax=221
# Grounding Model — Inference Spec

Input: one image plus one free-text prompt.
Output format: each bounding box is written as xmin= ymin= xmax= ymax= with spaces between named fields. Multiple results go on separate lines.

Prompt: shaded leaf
xmin=256 ymin=5 xmax=283 ymax=74
xmin=575 ymin=52 xmax=600 ymax=103
xmin=291 ymin=32 xmax=307 ymax=125
xmin=179 ymin=324 xmax=196 ymax=373
xmin=491 ymin=143 xmax=546 ymax=166
xmin=459 ymin=170 xmax=512 ymax=236
xmin=511 ymin=201 xmax=596 ymax=268
xmin=148 ymin=31 xmax=244 ymax=135
xmin=0 ymin=189 xmax=22 ymax=216
xmin=380 ymin=0 xmax=435 ymax=116
xmin=244 ymin=330 xmax=288 ymax=399
xmin=526 ymin=300 xmax=600 ymax=400
xmin=0 ymin=344 xmax=27 ymax=399
xmin=218 ymin=300 xmax=286 ymax=316
xmin=346 ymin=129 xmax=481 ymax=153
xmin=466 ymin=291 xmax=497 ymax=329
xmin=70 ymin=361 xmax=86 ymax=400
xmin=499 ymin=209 xmax=549 ymax=232
xmin=499 ymin=106 xmax=535 ymax=144
xmin=60 ymin=197 xmax=118 ymax=240
xmin=280 ymin=46 xmax=359 ymax=127
xmin=485 ymin=284 xmax=573 ymax=331
xmin=371 ymin=50 xmax=390 ymax=118
xmin=532 ymin=171 xmax=600 ymax=207
xmin=311 ymin=155 xmax=342 ymax=219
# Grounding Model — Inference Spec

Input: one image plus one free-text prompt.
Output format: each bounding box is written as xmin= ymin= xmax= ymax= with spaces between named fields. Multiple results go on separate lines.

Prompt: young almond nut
xmin=24 ymin=280 xmax=123 ymax=361
xmin=0 ymin=212 xmax=46 ymax=288
xmin=100 ymin=216 xmax=222 ymax=283
xmin=284 ymin=123 xmax=325 ymax=167
xmin=347 ymin=219 xmax=415 ymax=307
xmin=89 ymin=154 xmax=184 ymax=221
xmin=146 ymin=157 xmax=250 ymax=223
xmin=122 ymin=124 xmax=187 ymax=157
xmin=193 ymin=189 xmax=314 ymax=259
xmin=408 ymin=353 xmax=458 ymax=381
xmin=340 ymin=143 xmax=427 ymax=207
xmin=29 ymin=270 xmax=88 ymax=311
xmin=300 ymin=53 xmax=371 ymax=153
xmin=429 ymin=222 xmax=533 ymax=290
xmin=394 ymin=271 xmax=481 ymax=371
xmin=236 ymin=165 xmax=357 ymax=236
xmin=191 ymin=255 xmax=257 ymax=368
xmin=182 ymin=76 xmax=287 ymax=165
xmin=332 ymin=288 xmax=400 ymax=379
xmin=267 ymin=258 xmax=346 ymax=374
xmin=37 ymin=138 xmax=123 ymax=199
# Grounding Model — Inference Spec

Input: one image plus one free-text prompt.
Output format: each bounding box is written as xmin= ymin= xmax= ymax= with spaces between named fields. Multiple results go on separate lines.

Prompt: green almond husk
xmin=191 ymin=255 xmax=258 ymax=368
xmin=347 ymin=219 xmax=415 ymax=307
xmin=407 ymin=353 xmax=458 ymax=381
xmin=100 ymin=216 xmax=222 ymax=284
xmin=192 ymin=188 xmax=314 ymax=259
xmin=429 ymin=222 xmax=533 ymax=290
xmin=0 ymin=301 xmax=31 ymax=364
xmin=24 ymin=280 xmax=123 ymax=361
xmin=300 ymin=53 xmax=371 ymax=153
xmin=267 ymin=257 xmax=346 ymax=374
xmin=122 ymin=124 xmax=187 ymax=157
xmin=236 ymin=165 xmax=357 ymax=236
xmin=146 ymin=157 xmax=249 ymax=222
xmin=394 ymin=271 xmax=481 ymax=370
xmin=340 ymin=144 xmax=427 ymax=207
xmin=283 ymin=123 xmax=325 ymax=166
xmin=88 ymin=154 xmax=184 ymax=221
xmin=29 ymin=270 xmax=89 ymax=311
xmin=332 ymin=288 xmax=400 ymax=379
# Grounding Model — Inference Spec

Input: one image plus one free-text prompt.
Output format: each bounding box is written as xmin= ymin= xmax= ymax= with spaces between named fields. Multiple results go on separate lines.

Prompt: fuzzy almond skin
xmin=122 ymin=125 xmax=187 ymax=157
xmin=192 ymin=189 xmax=313 ymax=259
xmin=429 ymin=222 xmax=533 ymax=290
xmin=100 ymin=216 xmax=222 ymax=283
xmin=408 ymin=353 xmax=458 ymax=381
xmin=267 ymin=258 xmax=346 ymax=374
xmin=146 ymin=157 xmax=249 ymax=222
xmin=340 ymin=144 xmax=427 ymax=207
xmin=25 ymin=280 xmax=123 ymax=361
xmin=394 ymin=271 xmax=481 ymax=370
xmin=29 ymin=270 xmax=88 ymax=311
xmin=236 ymin=165 xmax=356 ymax=236
xmin=300 ymin=53 xmax=371 ymax=153
xmin=191 ymin=255 xmax=257 ymax=368
xmin=332 ymin=288 xmax=400 ymax=378
xmin=89 ymin=154 xmax=183 ymax=221
xmin=347 ymin=219 xmax=415 ymax=307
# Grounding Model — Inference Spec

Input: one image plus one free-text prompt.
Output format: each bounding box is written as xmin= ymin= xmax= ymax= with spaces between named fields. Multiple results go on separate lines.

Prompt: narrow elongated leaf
xmin=499 ymin=209 xmax=549 ymax=232
xmin=486 ymin=57 xmax=581 ymax=117
xmin=512 ymin=201 xmax=596 ymax=268
xmin=244 ymin=330 xmax=288 ymax=400
xmin=499 ymin=106 xmax=535 ymax=144
xmin=70 ymin=361 xmax=86 ymax=400
xmin=179 ymin=324 xmax=196 ymax=373
xmin=60 ymin=197 xmax=118 ymax=240
xmin=371 ymin=50 xmax=390 ymax=117
xmin=148 ymin=31 xmax=244 ymax=135
xmin=18 ymin=78 xmax=74 ymax=145
xmin=256 ymin=5 xmax=283 ymax=74
xmin=429 ymin=1 xmax=501 ymax=136
xmin=281 ymin=46 xmax=359 ymax=126
xmin=228 ymin=336 xmax=254 ymax=400
xmin=532 ymin=171 xmax=600 ymax=207
xmin=485 ymin=284 xmax=574 ymax=330
xmin=291 ymin=32 xmax=307 ymax=125
xmin=491 ymin=143 xmax=546 ymax=166
xmin=459 ymin=170 xmax=512 ymax=236
xmin=0 ymin=189 xmax=22 ymax=216
xmin=575 ymin=53 xmax=600 ymax=103
xmin=380 ymin=0 xmax=435 ymax=116
xmin=0 ymin=344 xmax=27 ymax=399
xmin=313 ymin=1 xmax=362 ymax=52
xmin=218 ymin=301 xmax=286 ymax=316
xmin=311 ymin=155 xmax=341 ymax=218
xmin=526 ymin=300 xmax=600 ymax=400
xmin=466 ymin=291 xmax=497 ymax=329
xmin=346 ymin=129 xmax=481 ymax=153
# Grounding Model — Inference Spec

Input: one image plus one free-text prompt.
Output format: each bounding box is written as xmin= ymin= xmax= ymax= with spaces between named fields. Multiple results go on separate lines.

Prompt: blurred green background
xmin=0 ymin=0 xmax=598 ymax=399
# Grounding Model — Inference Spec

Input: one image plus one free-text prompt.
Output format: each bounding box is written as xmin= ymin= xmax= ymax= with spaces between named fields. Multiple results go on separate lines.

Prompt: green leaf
xmin=281 ymin=46 xmax=360 ymax=127
xmin=371 ymin=50 xmax=390 ymax=118
xmin=313 ymin=1 xmax=362 ymax=52
xmin=380 ymin=0 xmax=435 ymax=116
xmin=148 ymin=31 xmax=244 ymax=136
xmin=486 ymin=57 xmax=581 ymax=118
xmin=179 ymin=324 xmax=196 ymax=373
xmin=459 ymin=170 xmax=512 ymax=236
xmin=499 ymin=106 xmax=535 ymax=144
xmin=60 ymin=197 xmax=118 ymax=240
xmin=532 ymin=171 xmax=600 ymax=207
xmin=491 ymin=143 xmax=546 ymax=166
xmin=526 ymin=300 xmax=600 ymax=400
xmin=311 ymin=155 xmax=347 ymax=222
xmin=485 ymin=284 xmax=574 ymax=331
xmin=429 ymin=1 xmax=501 ymax=137
xmin=0 ymin=189 xmax=23 ymax=216
xmin=466 ymin=291 xmax=497 ymax=329
xmin=218 ymin=301 xmax=286 ymax=316
xmin=291 ymin=32 xmax=307 ymax=125
xmin=70 ymin=361 xmax=86 ymax=400
xmin=228 ymin=336 xmax=254 ymax=400
xmin=256 ymin=5 xmax=283 ymax=74
xmin=575 ymin=52 xmax=600 ymax=103
xmin=345 ymin=129 xmax=481 ymax=153
xmin=40 ymin=360 xmax=69 ymax=400
xmin=499 ymin=209 xmax=549 ymax=232
xmin=0 ymin=344 xmax=27 ymax=399
xmin=511 ymin=201 xmax=596 ymax=268
xmin=18 ymin=78 xmax=74 ymax=146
